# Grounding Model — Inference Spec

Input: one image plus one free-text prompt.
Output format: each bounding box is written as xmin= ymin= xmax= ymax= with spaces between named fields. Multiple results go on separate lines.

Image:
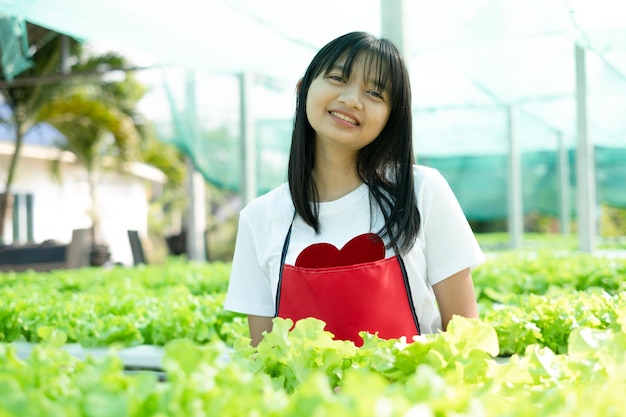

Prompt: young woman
xmin=224 ymin=31 xmax=485 ymax=347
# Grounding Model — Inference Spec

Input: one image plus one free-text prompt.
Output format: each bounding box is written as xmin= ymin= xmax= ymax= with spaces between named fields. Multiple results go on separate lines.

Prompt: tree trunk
xmin=0 ymin=105 xmax=26 ymax=244
xmin=87 ymin=168 xmax=99 ymax=244
xmin=86 ymin=167 xmax=110 ymax=266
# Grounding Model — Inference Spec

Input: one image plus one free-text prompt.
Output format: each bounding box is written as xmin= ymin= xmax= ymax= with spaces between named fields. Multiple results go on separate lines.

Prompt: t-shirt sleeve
xmin=224 ymin=211 xmax=276 ymax=317
xmin=418 ymin=168 xmax=485 ymax=285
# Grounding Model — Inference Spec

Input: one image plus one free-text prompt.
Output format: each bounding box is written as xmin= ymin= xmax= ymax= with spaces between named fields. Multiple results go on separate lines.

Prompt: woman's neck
xmin=313 ymin=159 xmax=362 ymax=202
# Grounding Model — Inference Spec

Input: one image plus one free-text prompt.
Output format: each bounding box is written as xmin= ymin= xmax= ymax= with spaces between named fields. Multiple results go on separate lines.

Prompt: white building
xmin=0 ymin=137 xmax=165 ymax=266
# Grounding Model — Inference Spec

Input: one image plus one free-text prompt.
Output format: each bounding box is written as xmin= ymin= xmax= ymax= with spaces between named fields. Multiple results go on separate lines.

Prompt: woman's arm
xmin=432 ymin=267 xmax=478 ymax=330
xmin=248 ymin=315 xmax=274 ymax=347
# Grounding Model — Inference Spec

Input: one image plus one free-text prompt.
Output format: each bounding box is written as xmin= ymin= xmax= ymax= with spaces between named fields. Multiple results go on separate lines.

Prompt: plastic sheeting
xmin=0 ymin=15 xmax=32 ymax=80
xmin=1 ymin=0 xmax=625 ymax=220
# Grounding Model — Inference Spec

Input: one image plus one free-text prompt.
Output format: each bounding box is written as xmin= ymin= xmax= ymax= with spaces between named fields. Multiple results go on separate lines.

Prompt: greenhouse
xmin=1 ymin=1 xmax=626 ymax=416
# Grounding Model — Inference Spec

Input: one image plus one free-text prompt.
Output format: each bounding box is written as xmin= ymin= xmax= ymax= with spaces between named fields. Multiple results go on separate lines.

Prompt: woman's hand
xmin=248 ymin=315 xmax=274 ymax=347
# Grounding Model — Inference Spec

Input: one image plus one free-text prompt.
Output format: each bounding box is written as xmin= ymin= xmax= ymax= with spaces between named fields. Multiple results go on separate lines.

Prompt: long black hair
xmin=288 ymin=31 xmax=420 ymax=254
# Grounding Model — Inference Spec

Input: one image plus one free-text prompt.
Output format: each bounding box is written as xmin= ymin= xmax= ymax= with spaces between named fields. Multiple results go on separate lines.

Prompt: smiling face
xmin=305 ymin=54 xmax=392 ymax=155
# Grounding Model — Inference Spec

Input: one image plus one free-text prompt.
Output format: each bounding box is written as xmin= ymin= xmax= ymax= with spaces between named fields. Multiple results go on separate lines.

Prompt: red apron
xmin=275 ymin=223 xmax=420 ymax=346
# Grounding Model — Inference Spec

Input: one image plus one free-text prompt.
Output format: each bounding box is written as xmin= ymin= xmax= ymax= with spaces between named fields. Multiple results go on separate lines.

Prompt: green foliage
xmin=37 ymin=93 xmax=140 ymax=169
xmin=33 ymin=52 xmax=148 ymax=175
xmin=472 ymin=251 xmax=626 ymax=355
xmin=600 ymin=205 xmax=626 ymax=238
xmin=475 ymin=231 xmax=626 ymax=251
xmin=473 ymin=251 xmax=626 ymax=301
xmin=140 ymin=135 xmax=185 ymax=185
xmin=0 ymin=342 xmax=160 ymax=417
xmin=476 ymin=233 xmax=580 ymax=251
xmin=3 ymin=316 xmax=626 ymax=416
xmin=483 ymin=290 xmax=626 ymax=355
xmin=0 ymin=259 xmax=246 ymax=347
xmin=1 ymin=35 xmax=81 ymax=129
xmin=1 ymin=252 xmax=626 ymax=358
xmin=1 ymin=252 xmax=626 ymax=416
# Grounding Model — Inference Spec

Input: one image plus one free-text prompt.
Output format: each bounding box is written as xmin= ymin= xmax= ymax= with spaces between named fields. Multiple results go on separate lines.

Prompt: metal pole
xmin=507 ymin=106 xmax=523 ymax=249
xmin=381 ymin=0 xmax=413 ymax=164
xmin=60 ymin=35 xmax=70 ymax=75
xmin=239 ymin=71 xmax=257 ymax=205
xmin=574 ymin=44 xmax=596 ymax=252
xmin=557 ymin=132 xmax=571 ymax=235
xmin=184 ymin=70 xmax=206 ymax=261
xmin=381 ymin=0 xmax=409 ymax=60
xmin=185 ymin=157 xmax=207 ymax=262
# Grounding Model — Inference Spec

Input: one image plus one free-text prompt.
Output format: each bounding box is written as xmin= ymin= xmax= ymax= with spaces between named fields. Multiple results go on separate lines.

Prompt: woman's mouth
xmin=330 ymin=111 xmax=359 ymax=126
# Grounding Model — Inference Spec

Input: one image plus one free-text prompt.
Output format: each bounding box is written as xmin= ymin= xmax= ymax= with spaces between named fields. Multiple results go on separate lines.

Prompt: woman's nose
xmin=338 ymin=86 xmax=364 ymax=110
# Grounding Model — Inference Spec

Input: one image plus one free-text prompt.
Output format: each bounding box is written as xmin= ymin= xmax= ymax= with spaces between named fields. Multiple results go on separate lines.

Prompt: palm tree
xmin=37 ymin=93 xmax=141 ymax=255
xmin=0 ymin=33 xmax=78 ymax=242
xmin=33 ymin=51 xmax=148 ymax=263
xmin=1 ymin=30 xmax=150 ymax=263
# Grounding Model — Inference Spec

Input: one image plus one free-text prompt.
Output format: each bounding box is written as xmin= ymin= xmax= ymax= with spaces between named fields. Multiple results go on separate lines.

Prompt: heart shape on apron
xmin=295 ymin=233 xmax=385 ymax=268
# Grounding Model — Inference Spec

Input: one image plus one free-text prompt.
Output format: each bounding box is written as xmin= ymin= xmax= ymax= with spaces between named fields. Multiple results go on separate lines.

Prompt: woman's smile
xmin=329 ymin=110 xmax=360 ymax=126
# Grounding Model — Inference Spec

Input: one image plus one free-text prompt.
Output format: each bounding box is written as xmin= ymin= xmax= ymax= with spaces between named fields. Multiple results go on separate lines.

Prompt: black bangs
xmin=308 ymin=32 xmax=400 ymax=100
xmin=337 ymin=49 xmax=392 ymax=95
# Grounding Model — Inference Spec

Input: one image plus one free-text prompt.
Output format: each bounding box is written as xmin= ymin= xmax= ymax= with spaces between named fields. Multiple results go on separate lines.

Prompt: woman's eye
xmin=368 ymin=90 xmax=384 ymax=99
xmin=328 ymin=75 xmax=345 ymax=82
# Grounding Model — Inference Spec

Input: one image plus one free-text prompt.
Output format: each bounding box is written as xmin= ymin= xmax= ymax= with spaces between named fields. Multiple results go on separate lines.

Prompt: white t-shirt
xmin=224 ymin=165 xmax=485 ymax=334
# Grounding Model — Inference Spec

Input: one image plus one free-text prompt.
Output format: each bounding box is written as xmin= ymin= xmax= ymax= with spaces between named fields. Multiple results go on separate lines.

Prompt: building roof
xmin=0 ymin=101 xmax=165 ymax=184
xmin=0 ymin=102 xmax=67 ymax=146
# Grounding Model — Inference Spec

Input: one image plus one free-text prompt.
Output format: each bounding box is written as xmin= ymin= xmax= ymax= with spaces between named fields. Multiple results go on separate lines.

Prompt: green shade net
xmin=422 ymin=147 xmax=626 ymax=220
xmin=156 ymin=69 xmax=291 ymax=193
xmin=0 ymin=15 xmax=32 ymax=81
xmin=155 ymin=67 xmax=625 ymax=221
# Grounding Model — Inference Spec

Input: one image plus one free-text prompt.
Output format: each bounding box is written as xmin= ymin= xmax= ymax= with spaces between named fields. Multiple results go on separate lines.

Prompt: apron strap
xmin=274 ymin=212 xmax=295 ymax=317
xmin=396 ymin=254 xmax=421 ymax=335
